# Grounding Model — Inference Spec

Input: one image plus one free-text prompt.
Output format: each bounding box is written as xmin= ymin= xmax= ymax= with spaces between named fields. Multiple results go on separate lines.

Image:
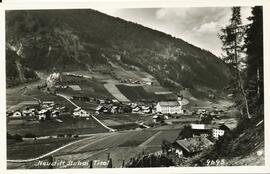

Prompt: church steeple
xmin=177 ymin=94 xmax=183 ymax=108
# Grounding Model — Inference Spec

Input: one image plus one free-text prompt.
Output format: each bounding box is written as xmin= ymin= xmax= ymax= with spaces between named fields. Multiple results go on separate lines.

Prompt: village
xmin=6 ymin=70 xmax=234 ymax=168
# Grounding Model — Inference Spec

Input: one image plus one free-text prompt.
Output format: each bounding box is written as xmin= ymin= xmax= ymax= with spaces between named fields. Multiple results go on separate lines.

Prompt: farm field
xmin=98 ymin=113 xmax=152 ymax=124
xmin=118 ymin=130 xmax=159 ymax=147
xmin=53 ymin=129 xmax=180 ymax=168
xmin=97 ymin=113 xmax=154 ymax=131
xmin=7 ymin=116 xmax=108 ymax=137
xmin=104 ymin=83 xmax=130 ymax=102
xmin=147 ymin=130 xmax=180 ymax=146
xmin=143 ymin=85 xmax=169 ymax=93
xmin=64 ymin=71 xmax=112 ymax=81
xmin=109 ymin=123 xmax=141 ymax=131
xmin=116 ymin=84 xmax=177 ymax=102
xmin=7 ymin=137 xmax=80 ymax=160
xmin=6 ymin=79 xmax=45 ymax=109
xmin=57 ymin=75 xmax=113 ymax=99
xmin=101 ymin=119 xmax=123 ymax=126
xmin=54 ymin=131 xmax=141 ymax=154
xmin=7 ymin=101 xmax=40 ymax=112
xmin=7 ymin=129 xmax=183 ymax=169
xmin=116 ymin=85 xmax=153 ymax=102
xmin=34 ymin=90 xmax=76 ymax=109
xmin=71 ymin=100 xmax=99 ymax=112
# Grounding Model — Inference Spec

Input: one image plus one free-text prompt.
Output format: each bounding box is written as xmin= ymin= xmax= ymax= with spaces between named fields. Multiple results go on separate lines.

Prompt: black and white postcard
xmin=1 ymin=0 xmax=270 ymax=173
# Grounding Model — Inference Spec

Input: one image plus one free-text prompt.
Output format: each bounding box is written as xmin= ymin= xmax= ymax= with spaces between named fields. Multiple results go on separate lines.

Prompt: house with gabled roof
xmin=174 ymin=137 xmax=214 ymax=157
xmin=156 ymin=97 xmax=183 ymax=114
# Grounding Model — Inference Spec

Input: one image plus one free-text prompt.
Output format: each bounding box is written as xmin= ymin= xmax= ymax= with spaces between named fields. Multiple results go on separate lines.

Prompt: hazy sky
xmin=98 ymin=7 xmax=252 ymax=57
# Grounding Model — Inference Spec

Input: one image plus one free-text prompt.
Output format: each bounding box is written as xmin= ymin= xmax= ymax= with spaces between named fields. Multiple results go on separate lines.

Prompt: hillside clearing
xmin=104 ymin=83 xmax=130 ymax=102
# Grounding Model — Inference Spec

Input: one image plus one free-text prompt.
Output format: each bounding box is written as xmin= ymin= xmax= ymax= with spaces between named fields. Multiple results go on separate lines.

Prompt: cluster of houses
xmin=70 ymin=94 xmax=185 ymax=117
xmin=72 ymin=107 xmax=90 ymax=118
xmin=71 ymin=95 xmax=117 ymax=104
xmin=119 ymin=78 xmax=153 ymax=86
xmin=95 ymin=96 xmax=181 ymax=116
xmin=64 ymin=73 xmax=84 ymax=78
xmin=6 ymin=101 xmax=67 ymax=121
xmin=70 ymin=95 xmax=156 ymax=115
xmin=194 ymin=108 xmax=225 ymax=117
xmin=172 ymin=123 xmax=230 ymax=157
xmin=95 ymin=102 xmax=154 ymax=115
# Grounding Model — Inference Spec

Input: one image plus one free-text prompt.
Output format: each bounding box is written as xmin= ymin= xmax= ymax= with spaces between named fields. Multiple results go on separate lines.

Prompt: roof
xmin=74 ymin=107 xmax=82 ymax=112
xmin=190 ymin=124 xmax=225 ymax=130
xmin=205 ymin=124 xmax=228 ymax=130
xmin=68 ymin=85 xmax=81 ymax=91
xmin=157 ymin=101 xmax=180 ymax=107
xmin=43 ymin=101 xmax=55 ymax=104
xmin=175 ymin=137 xmax=214 ymax=153
xmin=190 ymin=124 xmax=206 ymax=130
xmin=96 ymin=105 xmax=103 ymax=111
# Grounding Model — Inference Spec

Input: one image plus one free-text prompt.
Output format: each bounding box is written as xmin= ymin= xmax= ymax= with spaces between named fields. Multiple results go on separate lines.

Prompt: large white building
xmin=156 ymin=97 xmax=183 ymax=114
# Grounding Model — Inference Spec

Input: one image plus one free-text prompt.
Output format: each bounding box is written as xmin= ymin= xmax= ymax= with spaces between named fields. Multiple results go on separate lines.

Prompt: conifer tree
xmin=219 ymin=7 xmax=251 ymax=118
xmin=245 ymin=6 xmax=263 ymax=111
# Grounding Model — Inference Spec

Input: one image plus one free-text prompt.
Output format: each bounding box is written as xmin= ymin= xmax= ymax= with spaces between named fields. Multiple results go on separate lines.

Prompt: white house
xmin=39 ymin=114 xmax=46 ymax=120
xmin=73 ymin=108 xmax=90 ymax=118
xmin=212 ymin=124 xmax=230 ymax=139
xmin=190 ymin=123 xmax=230 ymax=140
xmin=156 ymin=97 xmax=183 ymax=114
xmin=212 ymin=128 xmax=225 ymax=139
xmin=12 ymin=111 xmax=22 ymax=118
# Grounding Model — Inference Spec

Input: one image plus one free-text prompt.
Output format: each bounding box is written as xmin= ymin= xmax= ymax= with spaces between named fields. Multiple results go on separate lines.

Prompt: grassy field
xmin=53 ymin=130 xmax=158 ymax=155
xmin=118 ymin=130 xmax=157 ymax=147
xmin=147 ymin=130 xmax=180 ymax=146
xmin=51 ymin=130 xmax=179 ymax=168
xmin=104 ymin=83 xmax=130 ymax=102
xmin=7 ymin=116 xmax=108 ymax=136
xmin=110 ymin=123 xmax=141 ymax=131
xmin=116 ymin=84 xmax=176 ymax=102
xmin=6 ymin=93 xmax=36 ymax=110
xmin=7 ymin=138 xmax=80 ymax=160
xmin=6 ymin=79 xmax=45 ymax=108
xmin=97 ymin=113 xmax=154 ymax=131
xmin=57 ymin=75 xmax=113 ymax=99
xmin=101 ymin=119 xmax=123 ymax=126
xmin=143 ymin=85 xmax=169 ymax=93
xmin=26 ymin=88 xmax=77 ymax=109
xmin=116 ymin=85 xmax=153 ymax=101
xmin=7 ymin=129 xmax=184 ymax=168
xmin=98 ymin=113 xmax=152 ymax=124
xmin=71 ymin=100 xmax=99 ymax=112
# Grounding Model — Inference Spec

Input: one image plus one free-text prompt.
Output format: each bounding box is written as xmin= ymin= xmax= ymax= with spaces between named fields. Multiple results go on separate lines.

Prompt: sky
xmin=98 ymin=7 xmax=252 ymax=57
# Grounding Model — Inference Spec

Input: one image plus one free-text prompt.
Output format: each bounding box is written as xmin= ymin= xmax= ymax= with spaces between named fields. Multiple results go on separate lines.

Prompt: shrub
xmin=7 ymin=132 xmax=13 ymax=139
xmin=13 ymin=134 xmax=23 ymax=142
xmin=24 ymin=133 xmax=36 ymax=138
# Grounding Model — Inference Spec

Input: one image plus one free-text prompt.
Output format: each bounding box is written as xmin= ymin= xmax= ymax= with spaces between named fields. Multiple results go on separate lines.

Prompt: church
xmin=156 ymin=96 xmax=183 ymax=114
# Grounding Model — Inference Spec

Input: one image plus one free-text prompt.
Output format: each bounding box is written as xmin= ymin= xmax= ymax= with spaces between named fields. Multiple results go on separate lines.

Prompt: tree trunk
xmin=238 ymin=70 xmax=251 ymax=119
xmin=234 ymin=26 xmax=251 ymax=119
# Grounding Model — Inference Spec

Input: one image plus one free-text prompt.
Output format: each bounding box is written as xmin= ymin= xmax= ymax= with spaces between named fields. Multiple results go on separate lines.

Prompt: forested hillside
xmin=6 ymin=9 xmax=232 ymax=91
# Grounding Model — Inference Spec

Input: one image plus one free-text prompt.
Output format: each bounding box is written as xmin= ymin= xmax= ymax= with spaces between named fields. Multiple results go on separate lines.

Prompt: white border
xmin=1 ymin=0 xmax=270 ymax=173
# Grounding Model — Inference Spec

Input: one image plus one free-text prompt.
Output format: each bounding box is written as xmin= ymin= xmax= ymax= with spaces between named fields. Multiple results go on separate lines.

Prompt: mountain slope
xmin=6 ymin=48 xmax=39 ymax=87
xmin=6 ymin=9 xmax=232 ymax=90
